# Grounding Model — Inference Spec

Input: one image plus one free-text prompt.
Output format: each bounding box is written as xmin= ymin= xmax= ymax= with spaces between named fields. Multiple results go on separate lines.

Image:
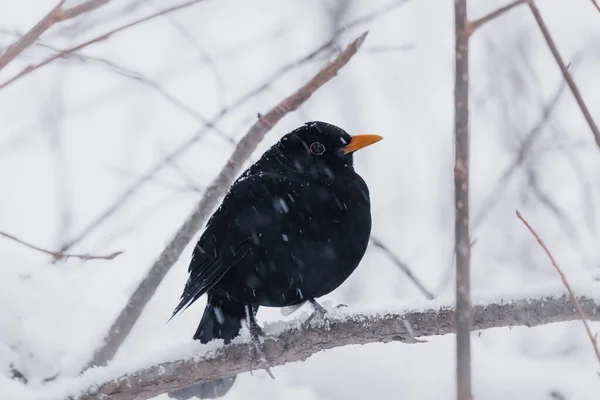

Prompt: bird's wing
xmin=171 ymin=240 xmax=251 ymax=318
xmin=171 ymin=173 xmax=285 ymax=318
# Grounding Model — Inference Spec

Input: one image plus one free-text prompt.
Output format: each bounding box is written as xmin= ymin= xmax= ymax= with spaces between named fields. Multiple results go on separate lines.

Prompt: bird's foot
xmin=248 ymin=325 xmax=275 ymax=379
xmin=310 ymin=299 xmax=327 ymax=318
xmin=248 ymin=320 xmax=265 ymax=339
xmin=303 ymin=299 xmax=332 ymax=330
xmin=246 ymin=306 xmax=275 ymax=380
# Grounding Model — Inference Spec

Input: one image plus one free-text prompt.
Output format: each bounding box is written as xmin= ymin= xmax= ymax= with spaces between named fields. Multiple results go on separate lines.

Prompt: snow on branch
xmin=73 ymin=294 xmax=600 ymax=400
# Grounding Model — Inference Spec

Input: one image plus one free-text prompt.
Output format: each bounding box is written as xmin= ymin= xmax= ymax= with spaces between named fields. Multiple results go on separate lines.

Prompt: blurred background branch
xmin=0 ymin=0 xmax=114 ymax=71
xmin=0 ymin=230 xmax=122 ymax=261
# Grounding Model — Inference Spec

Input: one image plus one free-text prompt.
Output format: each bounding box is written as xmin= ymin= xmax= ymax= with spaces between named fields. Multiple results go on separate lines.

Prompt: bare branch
xmin=0 ymin=0 xmax=66 ymax=71
xmin=527 ymin=0 xmax=600 ymax=149
xmin=0 ymin=230 xmax=122 ymax=261
xmin=85 ymin=32 xmax=369 ymax=370
xmin=369 ymin=236 xmax=435 ymax=300
xmin=74 ymin=295 xmax=600 ymax=400
xmin=470 ymin=0 xmax=527 ymax=33
xmin=0 ymin=0 xmax=207 ymax=91
xmin=55 ymin=0 xmax=113 ymax=21
xmin=516 ymin=211 xmax=600 ymax=364
xmin=0 ymin=0 xmax=113 ymax=72
xmin=454 ymin=0 xmax=472 ymax=398
xmin=591 ymin=0 xmax=600 ymax=13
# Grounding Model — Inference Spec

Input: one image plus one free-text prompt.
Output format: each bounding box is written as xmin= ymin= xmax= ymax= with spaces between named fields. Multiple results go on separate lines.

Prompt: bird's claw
xmin=303 ymin=299 xmax=332 ymax=329
xmin=248 ymin=321 xmax=275 ymax=379
xmin=309 ymin=299 xmax=327 ymax=317
xmin=249 ymin=321 xmax=265 ymax=339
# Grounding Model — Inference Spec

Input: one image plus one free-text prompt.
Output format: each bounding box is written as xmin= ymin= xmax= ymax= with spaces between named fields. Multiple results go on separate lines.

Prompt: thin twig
xmin=469 ymin=0 xmax=527 ymax=33
xmin=454 ymin=0 xmax=472 ymax=399
xmin=0 ymin=0 xmax=113 ymax=72
xmin=0 ymin=230 xmax=122 ymax=261
xmin=85 ymin=32 xmax=369 ymax=370
xmin=472 ymin=73 xmax=571 ymax=230
xmin=527 ymin=0 xmax=600 ymax=149
xmin=0 ymin=0 xmax=207 ymax=91
xmin=155 ymin=1 xmax=227 ymax=110
xmin=516 ymin=210 xmax=600 ymax=365
xmin=54 ymin=50 xmax=231 ymax=138
xmin=591 ymin=0 xmax=600 ymax=13
xmin=369 ymin=236 xmax=435 ymax=300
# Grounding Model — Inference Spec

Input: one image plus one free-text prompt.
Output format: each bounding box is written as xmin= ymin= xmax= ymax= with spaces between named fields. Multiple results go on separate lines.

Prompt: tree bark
xmin=73 ymin=295 xmax=600 ymax=400
xmin=453 ymin=0 xmax=472 ymax=399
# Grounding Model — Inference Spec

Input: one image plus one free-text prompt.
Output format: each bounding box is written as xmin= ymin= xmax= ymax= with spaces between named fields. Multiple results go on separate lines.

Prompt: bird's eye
xmin=310 ymin=142 xmax=326 ymax=155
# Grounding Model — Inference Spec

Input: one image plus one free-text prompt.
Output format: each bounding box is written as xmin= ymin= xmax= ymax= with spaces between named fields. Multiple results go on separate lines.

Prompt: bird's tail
xmin=193 ymin=292 xmax=246 ymax=343
xmin=169 ymin=292 xmax=246 ymax=399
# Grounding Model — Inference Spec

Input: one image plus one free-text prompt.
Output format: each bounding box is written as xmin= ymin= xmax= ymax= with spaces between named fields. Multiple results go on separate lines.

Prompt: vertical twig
xmin=516 ymin=210 xmax=600 ymax=364
xmin=454 ymin=0 xmax=472 ymax=399
xmin=527 ymin=0 xmax=600 ymax=149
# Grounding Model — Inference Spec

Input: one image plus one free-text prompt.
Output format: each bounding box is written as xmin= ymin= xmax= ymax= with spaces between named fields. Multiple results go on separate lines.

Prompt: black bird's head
xmin=270 ymin=121 xmax=383 ymax=180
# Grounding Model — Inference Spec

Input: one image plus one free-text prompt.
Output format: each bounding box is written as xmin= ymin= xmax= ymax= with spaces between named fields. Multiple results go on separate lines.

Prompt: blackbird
xmin=170 ymin=121 xmax=382 ymax=399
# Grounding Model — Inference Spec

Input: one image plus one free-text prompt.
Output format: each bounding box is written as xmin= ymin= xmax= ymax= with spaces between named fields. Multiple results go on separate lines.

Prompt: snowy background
xmin=1 ymin=0 xmax=600 ymax=398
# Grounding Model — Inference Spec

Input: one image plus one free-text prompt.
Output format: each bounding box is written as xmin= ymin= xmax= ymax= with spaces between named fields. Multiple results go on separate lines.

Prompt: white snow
xmin=2 ymin=0 xmax=600 ymax=399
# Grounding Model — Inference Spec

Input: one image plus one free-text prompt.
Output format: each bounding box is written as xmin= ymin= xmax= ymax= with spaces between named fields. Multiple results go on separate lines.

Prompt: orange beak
xmin=343 ymin=134 xmax=384 ymax=154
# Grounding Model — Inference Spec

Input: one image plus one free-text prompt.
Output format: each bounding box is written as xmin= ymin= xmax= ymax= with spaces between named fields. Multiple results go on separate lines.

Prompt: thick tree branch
xmin=0 ymin=0 xmax=113 ymax=72
xmin=72 ymin=295 xmax=600 ymax=400
xmin=454 ymin=1 xmax=472 ymax=399
xmin=0 ymin=230 xmax=122 ymax=261
xmin=85 ymin=32 xmax=369 ymax=370
xmin=527 ymin=0 xmax=600 ymax=149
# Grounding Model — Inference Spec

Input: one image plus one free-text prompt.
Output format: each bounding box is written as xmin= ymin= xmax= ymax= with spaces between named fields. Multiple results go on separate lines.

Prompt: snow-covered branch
xmin=74 ymin=294 xmax=600 ymax=400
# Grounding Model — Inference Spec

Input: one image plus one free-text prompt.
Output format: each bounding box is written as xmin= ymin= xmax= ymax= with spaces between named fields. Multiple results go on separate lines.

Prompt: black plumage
xmin=169 ymin=121 xmax=381 ymax=399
